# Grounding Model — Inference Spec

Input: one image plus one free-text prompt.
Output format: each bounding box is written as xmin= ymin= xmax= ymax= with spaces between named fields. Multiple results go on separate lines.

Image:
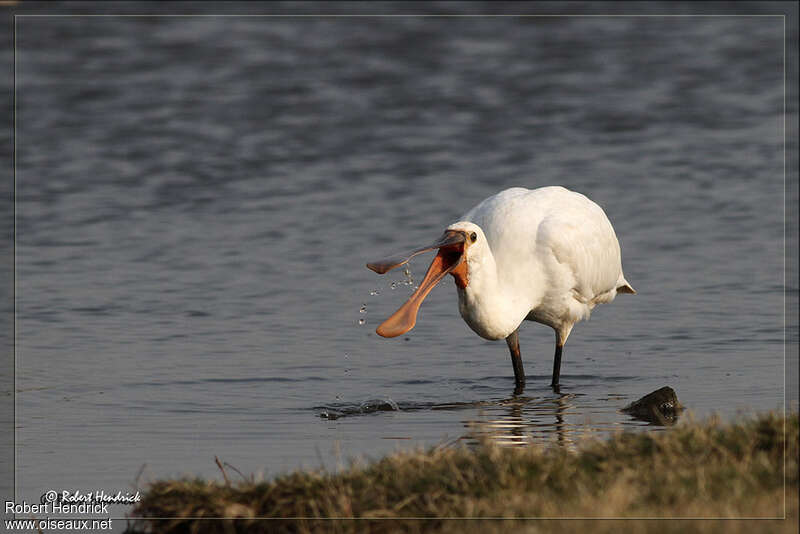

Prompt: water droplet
xmin=359 ymin=304 xmax=367 ymax=314
xmin=369 ymin=289 xmax=380 ymax=296
xmin=358 ymin=318 xmax=365 ymax=325
xmin=390 ymin=282 xmax=397 ymax=290
xmin=344 ymin=353 xmax=349 ymax=359
xmin=403 ymin=266 xmax=414 ymax=285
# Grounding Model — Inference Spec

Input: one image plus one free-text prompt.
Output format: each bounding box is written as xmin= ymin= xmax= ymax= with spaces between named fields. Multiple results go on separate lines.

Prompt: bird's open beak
xmin=367 ymin=230 xmax=466 ymax=338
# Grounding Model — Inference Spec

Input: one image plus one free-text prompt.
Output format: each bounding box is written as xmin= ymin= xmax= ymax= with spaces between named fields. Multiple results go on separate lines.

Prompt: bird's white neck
xmin=455 ymin=247 xmax=537 ymax=341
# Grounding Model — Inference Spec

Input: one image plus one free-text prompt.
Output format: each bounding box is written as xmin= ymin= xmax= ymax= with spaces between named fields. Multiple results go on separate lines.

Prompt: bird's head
xmin=366 ymin=222 xmax=485 ymax=338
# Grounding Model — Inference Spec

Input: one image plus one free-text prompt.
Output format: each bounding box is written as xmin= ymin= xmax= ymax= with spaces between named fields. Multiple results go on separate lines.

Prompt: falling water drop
xmin=359 ymin=304 xmax=367 ymax=314
xmin=369 ymin=289 xmax=380 ymax=296
xmin=358 ymin=318 xmax=365 ymax=325
xmin=403 ymin=266 xmax=414 ymax=286
xmin=390 ymin=282 xmax=397 ymax=290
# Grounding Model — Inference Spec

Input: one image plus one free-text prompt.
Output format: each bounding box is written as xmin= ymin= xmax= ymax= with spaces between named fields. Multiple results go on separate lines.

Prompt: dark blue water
xmin=9 ymin=6 xmax=796 ymax=522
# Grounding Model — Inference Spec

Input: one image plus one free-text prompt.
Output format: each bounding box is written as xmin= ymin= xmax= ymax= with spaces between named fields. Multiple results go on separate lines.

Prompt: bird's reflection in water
xmin=459 ymin=391 xmax=613 ymax=450
xmin=319 ymin=384 xmax=655 ymax=447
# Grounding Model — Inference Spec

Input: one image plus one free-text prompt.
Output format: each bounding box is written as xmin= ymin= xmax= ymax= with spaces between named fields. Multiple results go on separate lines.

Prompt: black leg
xmin=506 ymin=328 xmax=525 ymax=394
xmin=551 ymin=341 xmax=563 ymax=389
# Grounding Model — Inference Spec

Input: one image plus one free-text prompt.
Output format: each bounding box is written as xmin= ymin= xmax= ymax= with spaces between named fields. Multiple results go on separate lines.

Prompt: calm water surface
xmin=12 ymin=9 xmax=792 ymax=518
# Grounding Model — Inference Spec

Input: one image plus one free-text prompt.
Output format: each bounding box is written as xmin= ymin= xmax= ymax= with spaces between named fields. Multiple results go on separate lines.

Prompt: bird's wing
xmin=535 ymin=206 xmax=623 ymax=302
xmin=463 ymin=186 xmax=628 ymax=302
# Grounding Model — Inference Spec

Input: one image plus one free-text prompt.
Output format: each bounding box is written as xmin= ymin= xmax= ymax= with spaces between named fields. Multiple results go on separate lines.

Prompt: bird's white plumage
xmin=447 ymin=186 xmax=633 ymax=342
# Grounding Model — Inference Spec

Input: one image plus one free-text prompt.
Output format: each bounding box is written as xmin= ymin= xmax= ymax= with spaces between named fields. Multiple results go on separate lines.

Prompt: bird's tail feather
xmin=617 ymin=280 xmax=636 ymax=294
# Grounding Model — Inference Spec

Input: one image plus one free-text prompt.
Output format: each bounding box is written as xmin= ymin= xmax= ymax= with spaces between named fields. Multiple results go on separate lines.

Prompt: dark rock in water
xmin=622 ymin=386 xmax=684 ymax=425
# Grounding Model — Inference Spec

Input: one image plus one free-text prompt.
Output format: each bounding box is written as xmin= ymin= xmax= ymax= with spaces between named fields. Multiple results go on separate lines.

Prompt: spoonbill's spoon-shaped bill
xmin=367 ymin=230 xmax=467 ymax=338
xmin=366 ymin=230 xmax=466 ymax=275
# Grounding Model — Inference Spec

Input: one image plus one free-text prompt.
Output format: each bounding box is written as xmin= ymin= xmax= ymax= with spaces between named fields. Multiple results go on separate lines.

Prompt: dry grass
xmin=128 ymin=412 xmax=798 ymax=534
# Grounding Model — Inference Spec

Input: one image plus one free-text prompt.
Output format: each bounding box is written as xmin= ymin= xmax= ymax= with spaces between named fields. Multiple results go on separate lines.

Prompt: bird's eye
xmin=470 ymin=232 xmax=477 ymax=243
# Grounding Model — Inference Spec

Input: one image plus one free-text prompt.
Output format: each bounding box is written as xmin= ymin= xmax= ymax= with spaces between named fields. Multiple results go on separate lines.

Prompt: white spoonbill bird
xmin=367 ymin=186 xmax=635 ymax=392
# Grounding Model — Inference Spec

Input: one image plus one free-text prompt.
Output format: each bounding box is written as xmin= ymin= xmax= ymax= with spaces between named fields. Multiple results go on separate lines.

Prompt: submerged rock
xmin=622 ymin=386 xmax=684 ymax=425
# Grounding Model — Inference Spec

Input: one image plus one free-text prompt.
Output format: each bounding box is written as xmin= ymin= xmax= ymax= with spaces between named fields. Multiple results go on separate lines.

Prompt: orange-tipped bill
xmin=366 ymin=230 xmax=466 ymax=338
